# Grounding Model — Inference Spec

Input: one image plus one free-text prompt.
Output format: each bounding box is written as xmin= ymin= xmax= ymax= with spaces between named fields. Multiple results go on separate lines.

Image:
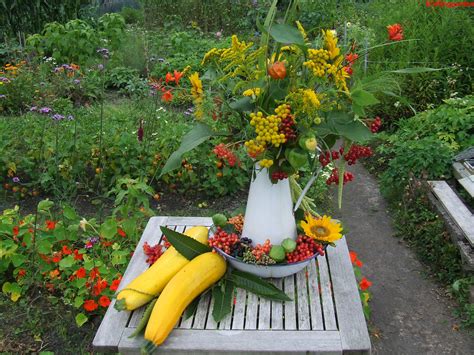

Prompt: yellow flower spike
xmin=323 ymin=29 xmax=340 ymax=60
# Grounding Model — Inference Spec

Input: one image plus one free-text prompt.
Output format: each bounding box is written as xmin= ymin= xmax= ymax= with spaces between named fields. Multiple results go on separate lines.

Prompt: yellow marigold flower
xmin=323 ymin=29 xmax=340 ymax=60
xmin=243 ymin=88 xmax=261 ymax=97
xmin=301 ymin=214 xmax=343 ymax=243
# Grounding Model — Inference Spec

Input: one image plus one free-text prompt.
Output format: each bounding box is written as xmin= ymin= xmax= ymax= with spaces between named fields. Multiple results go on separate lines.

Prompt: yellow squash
xmin=116 ymin=226 xmax=209 ymax=310
xmin=145 ymin=252 xmax=227 ymax=346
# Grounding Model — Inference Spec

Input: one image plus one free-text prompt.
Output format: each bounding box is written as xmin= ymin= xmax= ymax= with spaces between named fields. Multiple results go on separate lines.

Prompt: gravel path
xmin=332 ymin=163 xmax=473 ymax=354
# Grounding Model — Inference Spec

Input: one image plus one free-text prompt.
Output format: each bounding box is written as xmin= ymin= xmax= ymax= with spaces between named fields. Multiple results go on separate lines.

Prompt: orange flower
xmin=349 ymin=251 xmax=358 ymax=264
xmin=165 ymin=72 xmax=174 ymax=84
xmin=162 ymin=90 xmax=173 ymax=102
xmin=99 ymin=295 xmax=111 ymax=307
xmin=109 ymin=277 xmax=122 ymax=291
xmin=117 ymin=228 xmax=126 ymax=237
xmin=12 ymin=226 xmax=19 ymax=236
xmin=46 ymin=220 xmax=56 ymax=230
xmin=76 ymin=267 xmax=87 ymax=279
xmin=359 ymin=277 xmax=372 ymax=291
xmin=387 ymin=24 xmax=403 ymax=41
xmin=101 ymin=241 xmax=113 ymax=247
xmin=268 ymin=61 xmax=286 ymax=80
xmin=62 ymin=245 xmax=72 ymax=255
xmin=83 ymin=299 xmax=98 ymax=312
xmin=173 ymin=70 xmax=183 ymax=85
xmin=345 ymin=53 xmax=359 ymax=65
xmin=17 ymin=268 xmax=26 ymax=278
xmin=49 ymin=269 xmax=60 ymax=279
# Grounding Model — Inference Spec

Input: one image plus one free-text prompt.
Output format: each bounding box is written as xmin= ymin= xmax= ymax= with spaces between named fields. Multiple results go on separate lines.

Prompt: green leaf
xmin=351 ymin=89 xmax=379 ymax=107
xmin=389 ymin=67 xmax=446 ymax=74
xmin=37 ymin=199 xmax=54 ymax=212
xmin=269 ymin=24 xmax=305 ymax=45
xmin=37 ymin=239 xmax=53 ymax=254
xmin=230 ymin=270 xmax=291 ymax=302
xmin=318 ymin=111 xmax=372 ymax=142
xmin=212 ymin=280 xmax=234 ymax=322
xmin=229 ymin=97 xmax=254 ymax=112
xmin=59 ymin=255 xmax=75 ymax=269
xmin=75 ymin=313 xmax=88 ymax=327
xmin=100 ymin=218 xmax=118 ymax=239
xmin=184 ymin=294 xmax=201 ymax=320
xmin=11 ymin=254 xmax=26 ymax=267
xmin=160 ymin=124 xmax=216 ymax=177
xmin=63 ymin=205 xmax=78 ymax=220
xmin=129 ymin=298 xmax=157 ymax=338
xmin=160 ymin=227 xmax=211 ymax=260
xmin=74 ymin=296 xmax=84 ymax=308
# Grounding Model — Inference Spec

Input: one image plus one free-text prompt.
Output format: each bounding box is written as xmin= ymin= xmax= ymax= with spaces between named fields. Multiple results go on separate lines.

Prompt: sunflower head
xmin=300 ymin=214 xmax=342 ymax=243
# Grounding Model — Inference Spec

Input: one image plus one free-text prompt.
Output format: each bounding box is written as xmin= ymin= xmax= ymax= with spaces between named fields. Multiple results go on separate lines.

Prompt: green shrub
xmin=120 ymin=6 xmax=144 ymax=25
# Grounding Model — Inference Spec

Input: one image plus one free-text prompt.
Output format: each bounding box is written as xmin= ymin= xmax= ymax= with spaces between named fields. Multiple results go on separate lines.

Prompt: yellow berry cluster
xmin=274 ymin=103 xmax=291 ymax=118
xmin=249 ymin=111 xmax=286 ymax=147
xmin=259 ymin=159 xmax=273 ymax=168
xmin=244 ymin=139 xmax=265 ymax=156
xmin=304 ymin=49 xmax=331 ymax=77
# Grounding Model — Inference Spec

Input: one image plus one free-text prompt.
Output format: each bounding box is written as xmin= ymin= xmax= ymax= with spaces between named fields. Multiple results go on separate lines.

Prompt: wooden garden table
xmin=93 ymin=216 xmax=371 ymax=354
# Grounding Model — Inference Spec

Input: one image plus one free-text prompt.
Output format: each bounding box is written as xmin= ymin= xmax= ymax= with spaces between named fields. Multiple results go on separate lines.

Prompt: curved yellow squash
xmin=145 ymin=252 xmax=227 ymax=346
xmin=116 ymin=226 xmax=209 ymax=310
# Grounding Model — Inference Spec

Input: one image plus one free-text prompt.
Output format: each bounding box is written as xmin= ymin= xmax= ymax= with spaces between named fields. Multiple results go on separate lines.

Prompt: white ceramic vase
xmin=241 ymin=165 xmax=297 ymax=246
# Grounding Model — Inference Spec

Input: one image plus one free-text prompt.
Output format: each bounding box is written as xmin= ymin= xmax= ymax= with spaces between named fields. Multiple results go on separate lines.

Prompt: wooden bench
xmin=93 ymin=216 xmax=371 ymax=354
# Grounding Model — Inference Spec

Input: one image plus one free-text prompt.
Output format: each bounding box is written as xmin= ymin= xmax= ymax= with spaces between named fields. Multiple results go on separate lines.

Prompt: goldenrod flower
xmin=243 ymin=88 xmax=261 ymax=97
xmin=301 ymin=214 xmax=342 ymax=243
xmin=189 ymin=72 xmax=204 ymax=119
xmin=323 ymin=29 xmax=340 ymax=60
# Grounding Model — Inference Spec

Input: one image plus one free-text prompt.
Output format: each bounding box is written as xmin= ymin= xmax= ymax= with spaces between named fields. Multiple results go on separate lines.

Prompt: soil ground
xmin=333 ymin=163 xmax=474 ymax=354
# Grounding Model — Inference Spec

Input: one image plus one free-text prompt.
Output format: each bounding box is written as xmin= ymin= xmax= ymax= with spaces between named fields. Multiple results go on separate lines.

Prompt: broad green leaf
xmin=184 ymin=294 xmax=201 ymax=320
xmin=319 ymin=112 xmax=372 ymax=142
xmin=160 ymin=124 xmax=216 ymax=177
xmin=129 ymin=298 xmax=157 ymax=338
xmin=74 ymin=296 xmax=84 ymax=308
xmin=75 ymin=313 xmax=88 ymax=327
xmin=100 ymin=218 xmax=118 ymax=239
xmin=230 ymin=270 xmax=291 ymax=302
xmin=160 ymin=227 xmax=211 ymax=260
xmin=351 ymin=89 xmax=379 ymax=107
xmin=212 ymin=280 xmax=234 ymax=322
xmin=269 ymin=24 xmax=305 ymax=45
xmin=63 ymin=205 xmax=78 ymax=220
xmin=11 ymin=254 xmax=26 ymax=267
xmin=37 ymin=239 xmax=53 ymax=254
xmin=229 ymin=96 xmax=254 ymax=112
xmin=59 ymin=255 xmax=75 ymax=269
xmin=37 ymin=199 xmax=54 ymax=212
xmin=389 ymin=67 xmax=446 ymax=74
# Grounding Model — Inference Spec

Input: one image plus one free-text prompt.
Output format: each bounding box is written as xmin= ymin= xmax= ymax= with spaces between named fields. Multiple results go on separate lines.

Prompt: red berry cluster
xmin=271 ymin=171 xmax=288 ymax=181
xmin=143 ymin=242 xmax=164 ymax=265
xmin=326 ymin=168 xmax=354 ymax=185
xmin=208 ymin=227 xmax=240 ymax=255
xmin=370 ymin=116 xmax=382 ymax=133
xmin=319 ymin=149 xmax=342 ymax=167
xmin=343 ymin=145 xmax=373 ymax=165
xmin=252 ymin=239 xmax=272 ymax=261
xmin=213 ymin=143 xmax=238 ymax=167
xmin=286 ymin=235 xmax=325 ymax=263
xmin=162 ymin=236 xmax=171 ymax=249
xmin=279 ymin=116 xmax=297 ymax=141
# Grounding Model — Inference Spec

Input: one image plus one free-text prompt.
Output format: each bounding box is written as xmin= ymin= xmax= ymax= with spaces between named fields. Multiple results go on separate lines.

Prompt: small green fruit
xmin=281 ymin=238 xmax=297 ymax=253
xmin=305 ymin=137 xmax=317 ymax=151
xmin=212 ymin=213 xmax=227 ymax=227
xmin=269 ymin=245 xmax=286 ymax=263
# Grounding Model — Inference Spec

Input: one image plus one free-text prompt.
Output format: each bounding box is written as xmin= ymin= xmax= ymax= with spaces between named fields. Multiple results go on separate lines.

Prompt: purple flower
xmin=0 ymin=94 xmax=6 ymax=99
xmin=184 ymin=107 xmax=195 ymax=116
xmin=30 ymin=106 xmax=37 ymax=111
xmin=90 ymin=236 xmax=99 ymax=244
xmin=97 ymin=64 xmax=104 ymax=71
xmin=52 ymin=114 xmax=64 ymax=121
xmin=67 ymin=115 xmax=74 ymax=120
xmin=39 ymin=107 xmax=52 ymax=114
xmin=0 ymin=77 xmax=10 ymax=83
xmin=73 ymin=79 xmax=81 ymax=85
xmin=53 ymin=67 xmax=61 ymax=73
xmin=12 ymin=177 xmax=20 ymax=183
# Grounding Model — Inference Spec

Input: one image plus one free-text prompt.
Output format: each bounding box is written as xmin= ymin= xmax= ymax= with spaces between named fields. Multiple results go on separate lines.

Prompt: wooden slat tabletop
xmin=93 ymin=216 xmax=371 ymax=354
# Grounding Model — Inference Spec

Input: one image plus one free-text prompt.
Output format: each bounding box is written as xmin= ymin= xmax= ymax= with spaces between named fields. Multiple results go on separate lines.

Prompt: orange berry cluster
xmin=228 ymin=214 xmax=244 ymax=233
xmin=209 ymin=227 xmax=240 ymax=255
xmin=251 ymin=239 xmax=272 ymax=261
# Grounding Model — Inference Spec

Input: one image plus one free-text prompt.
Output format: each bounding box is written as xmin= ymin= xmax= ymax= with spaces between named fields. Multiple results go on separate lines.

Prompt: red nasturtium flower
xmin=359 ymin=277 xmax=373 ymax=291
xmin=62 ymin=245 xmax=72 ymax=255
xmin=268 ymin=61 xmax=287 ymax=79
xmin=46 ymin=220 xmax=56 ymax=230
xmin=387 ymin=23 xmax=403 ymax=41
xmin=52 ymin=253 xmax=62 ymax=263
xmin=99 ymin=295 xmax=111 ymax=307
xmin=12 ymin=226 xmax=19 ymax=236
xmin=17 ymin=268 xmax=26 ymax=278
xmin=349 ymin=251 xmax=358 ymax=264
xmin=84 ymin=299 xmax=98 ymax=312
xmin=93 ymin=278 xmax=108 ymax=296
xmin=89 ymin=267 xmax=100 ymax=280
xmin=110 ymin=277 xmax=122 ymax=291
xmin=73 ymin=249 xmax=83 ymax=261
xmin=355 ymin=259 xmax=363 ymax=268
xmin=76 ymin=267 xmax=87 ymax=279
xmin=161 ymin=90 xmax=173 ymax=102
xmin=117 ymin=228 xmax=126 ymax=237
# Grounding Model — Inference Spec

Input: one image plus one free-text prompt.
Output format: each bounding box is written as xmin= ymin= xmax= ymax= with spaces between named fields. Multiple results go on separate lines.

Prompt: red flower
xmin=268 ymin=61 xmax=287 ymax=80
xmin=387 ymin=24 xmax=403 ymax=41
xmin=62 ymin=245 xmax=72 ymax=255
xmin=73 ymin=249 xmax=83 ymax=261
xmin=52 ymin=253 xmax=62 ymax=263
xmin=99 ymin=295 xmax=111 ymax=307
xmin=89 ymin=267 xmax=100 ymax=280
xmin=12 ymin=226 xmax=19 ymax=236
xmin=344 ymin=66 xmax=353 ymax=75
xmin=46 ymin=220 xmax=56 ymax=230
xmin=17 ymin=268 xmax=26 ymax=278
xmin=355 ymin=259 xmax=363 ymax=268
xmin=359 ymin=277 xmax=373 ymax=291
xmin=345 ymin=53 xmax=359 ymax=65
xmin=83 ymin=299 xmax=98 ymax=312
xmin=76 ymin=267 xmax=87 ymax=279
xmin=349 ymin=251 xmax=358 ymax=264
xmin=110 ymin=277 xmax=122 ymax=291
xmin=173 ymin=70 xmax=183 ymax=85
xmin=161 ymin=90 xmax=173 ymax=102
xmin=101 ymin=241 xmax=113 ymax=247
xmin=165 ymin=72 xmax=174 ymax=84
xmin=93 ymin=278 xmax=108 ymax=296
xmin=117 ymin=228 xmax=126 ymax=238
